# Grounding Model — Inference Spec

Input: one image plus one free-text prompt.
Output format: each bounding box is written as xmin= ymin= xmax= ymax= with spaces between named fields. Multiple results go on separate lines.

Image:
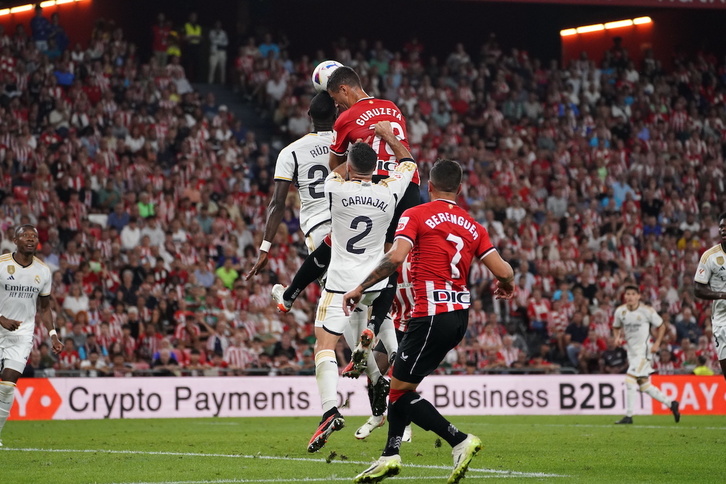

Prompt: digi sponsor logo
xmin=432 ymin=290 xmax=470 ymax=304
xmin=10 ymin=379 xmax=62 ymax=420
xmin=397 ymin=217 xmax=409 ymax=231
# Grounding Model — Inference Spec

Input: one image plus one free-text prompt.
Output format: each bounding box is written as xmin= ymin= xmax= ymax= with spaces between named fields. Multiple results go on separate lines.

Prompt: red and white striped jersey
xmin=394 ymin=199 xmax=495 ymax=317
xmin=331 ymin=97 xmax=419 ymax=184
xmin=389 ymin=258 xmax=414 ymax=332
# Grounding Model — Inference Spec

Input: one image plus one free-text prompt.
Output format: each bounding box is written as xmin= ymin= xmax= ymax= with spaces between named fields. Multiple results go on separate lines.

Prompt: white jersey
xmin=0 ymin=253 xmax=52 ymax=337
xmin=613 ymin=303 xmax=662 ymax=359
xmin=273 ymin=131 xmax=333 ymax=235
xmin=324 ymin=161 xmax=416 ymax=293
xmin=694 ymin=243 xmax=726 ymax=328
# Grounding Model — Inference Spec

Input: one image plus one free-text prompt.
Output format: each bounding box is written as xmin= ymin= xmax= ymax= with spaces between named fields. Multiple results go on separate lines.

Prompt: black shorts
xmin=392 ymin=309 xmax=469 ymax=384
xmin=373 ymin=175 xmax=421 ymax=244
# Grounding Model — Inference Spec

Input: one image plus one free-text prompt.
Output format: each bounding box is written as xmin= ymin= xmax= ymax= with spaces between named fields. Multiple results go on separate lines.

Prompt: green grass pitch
xmin=2 ymin=414 xmax=724 ymax=483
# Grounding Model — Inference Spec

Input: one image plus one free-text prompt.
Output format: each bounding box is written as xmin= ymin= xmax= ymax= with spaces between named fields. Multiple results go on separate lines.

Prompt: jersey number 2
xmin=346 ymin=216 xmax=373 ymax=254
xmin=308 ymin=165 xmax=329 ymax=199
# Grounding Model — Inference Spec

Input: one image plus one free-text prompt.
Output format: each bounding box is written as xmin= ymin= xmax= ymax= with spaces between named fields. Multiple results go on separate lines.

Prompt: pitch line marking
xmin=1 ymin=447 xmax=566 ymax=479
xmin=112 ymin=477 xmax=524 ymax=484
xmin=469 ymin=422 xmax=726 ymax=431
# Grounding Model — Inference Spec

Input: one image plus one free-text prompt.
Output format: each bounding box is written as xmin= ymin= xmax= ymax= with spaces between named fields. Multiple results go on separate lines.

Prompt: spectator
xmin=208 ymin=20 xmax=228 ymax=84
xmin=30 ymin=5 xmax=51 ymax=51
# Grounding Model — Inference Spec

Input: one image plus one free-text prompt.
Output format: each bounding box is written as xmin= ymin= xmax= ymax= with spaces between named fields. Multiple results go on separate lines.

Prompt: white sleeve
xmin=649 ymin=307 xmax=663 ymax=328
xmin=386 ymin=161 xmax=417 ymax=200
xmin=40 ymin=269 xmax=52 ymax=297
xmin=273 ymin=146 xmax=295 ymax=181
xmin=694 ymin=257 xmax=711 ymax=285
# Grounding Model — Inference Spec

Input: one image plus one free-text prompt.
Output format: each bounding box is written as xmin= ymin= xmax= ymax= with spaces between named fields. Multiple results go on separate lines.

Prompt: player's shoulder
xmin=638 ymin=303 xmax=657 ymax=314
xmin=0 ymin=253 xmax=12 ymax=264
xmin=33 ymin=256 xmax=52 ymax=274
xmin=700 ymin=244 xmax=723 ymax=262
xmin=325 ymin=172 xmax=346 ymax=185
xmin=615 ymin=304 xmax=628 ymax=315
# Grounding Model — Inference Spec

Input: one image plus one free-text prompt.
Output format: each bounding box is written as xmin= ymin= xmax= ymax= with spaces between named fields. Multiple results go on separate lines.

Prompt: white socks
xmin=315 ymin=350 xmax=339 ymax=413
xmin=625 ymin=376 xmax=637 ymax=417
xmin=625 ymin=376 xmax=673 ymax=417
xmin=640 ymin=382 xmax=672 ymax=407
xmin=0 ymin=381 xmax=16 ymax=437
xmin=377 ymin=317 xmax=398 ymax=359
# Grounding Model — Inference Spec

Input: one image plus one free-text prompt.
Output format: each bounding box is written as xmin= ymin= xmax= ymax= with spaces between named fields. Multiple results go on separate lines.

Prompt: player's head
xmin=623 ymin=284 xmax=640 ymax=306
xmin=718 ymin=212 xmax=726 ymax=238
xmin=429 ymin=159 xmax=463 ymax=195
xmin=13 ymin=224 xmax=39 ymax=255
xmin=308 ymin=91 xmax=336 ymax=130
xmin=347 ymin=142 xmax=377 ymax=176
xmin=326 ymin=66 xmax=362 ymax=109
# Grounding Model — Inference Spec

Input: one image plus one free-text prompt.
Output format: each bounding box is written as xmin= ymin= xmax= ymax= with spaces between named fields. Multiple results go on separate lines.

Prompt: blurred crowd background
xmin=1 ymin=2 xmax=723 ymax=378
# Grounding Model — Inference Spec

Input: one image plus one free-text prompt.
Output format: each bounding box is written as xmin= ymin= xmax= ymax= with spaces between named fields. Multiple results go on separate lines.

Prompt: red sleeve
xmin=330 ymin=115 xmax=352 ymax=156
xmin=394 ymin=206 xmax=420 ymax=246
xmin=475 ymin=223 xmax=495 ymax=259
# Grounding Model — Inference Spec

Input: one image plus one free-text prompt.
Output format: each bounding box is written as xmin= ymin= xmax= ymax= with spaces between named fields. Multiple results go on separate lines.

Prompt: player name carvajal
xmin=355 ymin=107 xmax=403 ymax=126
xmin=425 ymin=212 xmax=479 ymax=239
xmin=341 ymin=195 xmax=389 ymax=211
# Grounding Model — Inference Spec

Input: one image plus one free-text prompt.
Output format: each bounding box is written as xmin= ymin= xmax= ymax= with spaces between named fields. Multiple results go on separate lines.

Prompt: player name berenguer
xmin=423 ymin=212 xmax=480 ymax=239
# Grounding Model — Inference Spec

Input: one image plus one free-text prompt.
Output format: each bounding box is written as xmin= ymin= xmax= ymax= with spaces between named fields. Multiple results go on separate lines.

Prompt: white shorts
xmin=712 ymin=325 xmax=726 ymax=361
xmin=626 ymin=353 xmax=654 ymax=378
xmin=315 ymin=289 xmax=378 ymax=335
xmin=305 ymin=221 xmax=331 ymax=254
xmin=0 ymin=332 xmax=33 ymax=373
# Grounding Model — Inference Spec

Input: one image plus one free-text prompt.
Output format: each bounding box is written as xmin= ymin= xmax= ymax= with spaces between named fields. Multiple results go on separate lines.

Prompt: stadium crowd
xmin=1 ymin=8 xmax=722 ymax=377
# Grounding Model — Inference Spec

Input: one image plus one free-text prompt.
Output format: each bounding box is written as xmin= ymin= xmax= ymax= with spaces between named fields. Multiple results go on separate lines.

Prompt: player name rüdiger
xmin=424 ymin=212 xmax=479 ymax=239
xmin=355 ymin=107 xmax=402 ymax=126
xmin=341 ymin=195 xmax=389 ymax=211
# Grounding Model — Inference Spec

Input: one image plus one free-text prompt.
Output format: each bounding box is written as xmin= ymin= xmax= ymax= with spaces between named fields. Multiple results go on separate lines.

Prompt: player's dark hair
xmin=327 ymin=66 xmax=361 ymax=92
xmin=308 ymin=91 xmax=336 ymax=128
xmin=719 ymin=211 xmax=726 ymax=222
xmin=430 ymin=159 xmax=463 ymax=193
xmin=348 ymin=142 xmax=377 ymax=175
xmin=624 ymin=284 xmax=639 ymax=293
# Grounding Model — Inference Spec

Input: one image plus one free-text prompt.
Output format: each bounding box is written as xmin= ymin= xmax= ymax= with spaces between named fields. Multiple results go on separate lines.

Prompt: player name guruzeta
xmin=355 ymin=107 xmax=403 ymax=126
xmin=341 ymin=195 xmax=389 ymax=211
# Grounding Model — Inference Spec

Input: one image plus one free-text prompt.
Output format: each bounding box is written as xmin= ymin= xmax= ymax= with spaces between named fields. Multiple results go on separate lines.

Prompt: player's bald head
xmin=430 ymin=159 xmax=463 ymax=193
xmin=348 ymin=142 xmax=376 ymax=175
xmin=14 ymin=224 xmax=37 ymax=238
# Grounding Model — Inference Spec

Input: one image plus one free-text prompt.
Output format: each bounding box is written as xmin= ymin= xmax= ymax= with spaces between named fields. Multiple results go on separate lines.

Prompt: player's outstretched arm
xmin=343 ymin=238 xmax=412 ymax=315
xmin=246 ymin=180 xmax=291 ymax=280
xmin=39 ymin=295 xmax=62 ymax=354
xmin=482 ymin=251 xmax=515 ymax=300
xmin=694 ymin=282 xmax=726 ymax=300
xmin=374 ymin=121 xmax=412 ymax=161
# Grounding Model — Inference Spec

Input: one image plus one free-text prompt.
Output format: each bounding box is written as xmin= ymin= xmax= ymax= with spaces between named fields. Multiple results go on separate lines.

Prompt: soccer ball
xmin=312 ymin=60 xmax=343 ymax=92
